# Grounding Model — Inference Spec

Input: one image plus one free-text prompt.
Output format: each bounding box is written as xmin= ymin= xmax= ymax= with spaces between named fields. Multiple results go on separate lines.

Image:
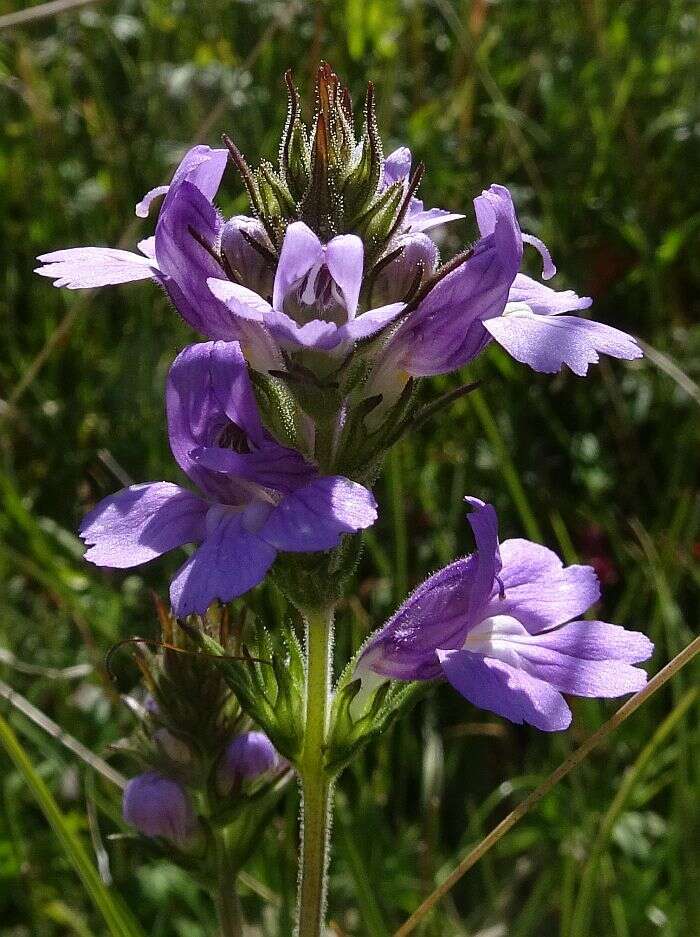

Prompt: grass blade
xmin=0 ymin=712 xmax=146 ymax=937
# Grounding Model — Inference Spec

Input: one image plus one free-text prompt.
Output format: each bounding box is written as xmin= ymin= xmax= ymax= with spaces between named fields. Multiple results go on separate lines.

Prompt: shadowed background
xmin=1 ymin=1 xmax=698 ymax=935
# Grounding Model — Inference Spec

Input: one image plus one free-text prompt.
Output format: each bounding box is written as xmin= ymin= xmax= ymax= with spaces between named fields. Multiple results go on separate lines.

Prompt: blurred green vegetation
xmin=1 ymin=1 xmax=698 ymax=935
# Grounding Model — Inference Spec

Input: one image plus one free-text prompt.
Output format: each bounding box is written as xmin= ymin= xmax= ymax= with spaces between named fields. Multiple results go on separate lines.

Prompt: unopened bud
xmin=122 ymin=772 xmax=198 ymax=846
xmin=372 ymin=234 xmax=438 ymax=305
xmin=216 ymin=731 xmax=280 ymax=795
xmin=220 ymin=216 xmax=276 ymax=298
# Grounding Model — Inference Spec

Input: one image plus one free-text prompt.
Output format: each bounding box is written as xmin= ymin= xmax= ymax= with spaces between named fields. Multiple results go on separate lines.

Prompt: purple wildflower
xmin=376 ymin=185 xmax=642 ymax=384
xmin=355 ymin=498 xmax=653 ymax=731
xmin=217 ymin=731 xmax=280 ymax=794
xmin=79 ymin=340 xmax=377 ymax=617
xmin=207 ymin=221 xmax=406 ymax=353
xmin=122 ymin=772 xmax=198 ymax=845
xmin=35 ymin=146 xmax=280 ymax=372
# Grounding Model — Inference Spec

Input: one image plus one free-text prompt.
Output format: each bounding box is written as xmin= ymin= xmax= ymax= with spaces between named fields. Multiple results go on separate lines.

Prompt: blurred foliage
xmin=0 ymin=0 xmax=698 ymax=935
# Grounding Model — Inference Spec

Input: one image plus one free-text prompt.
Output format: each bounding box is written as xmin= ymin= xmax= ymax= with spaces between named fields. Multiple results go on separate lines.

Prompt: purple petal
xmin=192 ymin=442 xmax=316 ymax=495
xmin=166 ymin=341 xmax=264 ymax=485
xmin=35 ymin=247 xmax=155 ymax=289
xmin=382 ymin=147 xmax=412 ymax=186
xmin=438 ymin=649 xmax=572 ymax=731
xmin=169 ymin=511 xmax=276 ymax=616
xmin=135 ymin=145 xmax=227 ymax=218
xmin=261 ymin=477 xmax=378 ymax=552
xmin=533 ymin=620 xmax=654 ymax=663
xmin=325 ymin=235 xmax=364 ymax=319
xmin=404 ymin=207 xmax=466 ymax=233
xmin=272 ymin=222 xmax=323 ymax=312
xmin=155 ymin=180 xmax=243 ymax=341
xmin=484 ymin=308 xmax=643 ymax=375
xmin=166 ymin=145 xmax=228 ymax=203
xmin=522 ymin=232 xmax=556 ymax=280
xmin=372 ymin=233 xmax=439 ymax=305
xmin=515 ymin=639 xmax=649 ymax=698
xmin=508 ymin=274 xmax=592 ymax=316
xmin=206 ymin=278 xmax=271 ymax=322
xmin=356 ymin=556 xmax=478 ymax=682
xmin=135 ymin=185 xmax=170 ymax=219
xmin=464 ymin=498 xmax=501 ymax=619
xmin=263 ymin=309 xmax=342 ymax=351
xmin=386 ymin=185 xmax=522 ymax=376
xmin=79 ymin=482 xmax=207 ymax=568
xmin=220 ymin=216 xmax=275 ymax=297
xmin=337 ymin=303 xmax=406 ymax=344
xmin=484 ymin=537 xmax=600 ymax=632
xmin=138 ymin=237 xmax=157 ymax=259
xmin=123 ymin=772 xmax=197 ymax=845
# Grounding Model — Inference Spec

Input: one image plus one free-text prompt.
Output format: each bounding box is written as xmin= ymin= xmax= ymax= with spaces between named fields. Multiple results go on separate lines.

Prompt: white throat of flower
xmin=462 ymin=614 xmax=532 ymax=668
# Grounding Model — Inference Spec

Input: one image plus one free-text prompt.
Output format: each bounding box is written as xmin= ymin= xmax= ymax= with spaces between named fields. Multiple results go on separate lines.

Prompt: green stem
xmin=297 ymin=606 xmax=334 ymax=937
xmin=214 ymin=834 xmax=244 ymax=937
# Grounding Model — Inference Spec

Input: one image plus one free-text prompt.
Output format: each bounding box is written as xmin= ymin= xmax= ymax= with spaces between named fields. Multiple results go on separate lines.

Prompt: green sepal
xmin=341 ymin=83 xmax=382 ymax=224
xmin=250 ymin=370 xmax=311 ymax=457
xmin=190 ymin=627 xmax=304 ymax=764
xmin=285 ymin=119 xmax=311 ymax=201
xmin=324 ymin=675 xmax=429 ymax=776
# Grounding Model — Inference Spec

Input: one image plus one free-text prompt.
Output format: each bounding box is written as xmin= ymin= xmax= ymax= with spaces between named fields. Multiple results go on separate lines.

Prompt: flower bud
xmin=122 ymin=772 xmax=198 ymax=846
xmin=220 ymin=216 xmax=275 ymax=298
xmin=216 ymin=731 xmax=280 ymax=795
xmin=372 ymin=233 xmax=438 ymax=305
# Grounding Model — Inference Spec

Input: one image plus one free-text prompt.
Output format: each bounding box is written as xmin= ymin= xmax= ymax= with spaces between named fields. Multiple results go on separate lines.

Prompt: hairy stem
xmin=297 ymin=606 xmax=335 ymax=937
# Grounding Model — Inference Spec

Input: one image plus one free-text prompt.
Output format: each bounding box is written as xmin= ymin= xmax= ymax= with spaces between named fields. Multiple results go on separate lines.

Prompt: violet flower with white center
xmin=355 ymin=498 xmax=653 ymax=731
xmin=122 ymin=772 xmax=198 ymax=846
xmin=79 ymin=340 xmax=377 ymax=616
xmin=217 ymin=731 xmax=281 ymax=795
xmin=377 ymin=184 xmax=642 ymax=386
xmin=208 ymin=221 xmax=406 ymax=354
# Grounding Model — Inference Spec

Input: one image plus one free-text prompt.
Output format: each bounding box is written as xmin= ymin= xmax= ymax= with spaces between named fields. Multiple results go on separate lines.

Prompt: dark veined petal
xmin=166 ymin=341 xmax=265 ymax=486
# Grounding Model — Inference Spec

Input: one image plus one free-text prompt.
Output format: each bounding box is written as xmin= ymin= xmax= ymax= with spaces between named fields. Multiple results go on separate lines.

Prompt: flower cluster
xmin=118 ymin=604 xmax=286 ymax=851
xmin=36 ymin=61 xmax=655 ymax=934
xmin=37 ymin=63 xmax=651 ymax=772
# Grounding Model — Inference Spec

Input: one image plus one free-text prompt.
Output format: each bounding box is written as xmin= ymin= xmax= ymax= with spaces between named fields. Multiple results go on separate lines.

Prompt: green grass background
xmin=1 ymin=0 xmax=698 ymax=934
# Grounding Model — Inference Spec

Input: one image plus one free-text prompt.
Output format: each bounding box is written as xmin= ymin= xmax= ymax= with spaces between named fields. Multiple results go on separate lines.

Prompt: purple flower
xmin=122 ymin=772 xmax=198 ymax=845
xmin=35 ymin=146 xmax=280 ymax=372
xmin=79 ymin=340 xmax=377 ymax=616
xmin=207 ymin=221 xmax=406 ymax=354
xmin=377 ymin=185 xmax=642 ymax=382
xmin=356 ymin=498 xmax=653 ymax=731
xmin=217 ymin=731 xmax=280 ymax=794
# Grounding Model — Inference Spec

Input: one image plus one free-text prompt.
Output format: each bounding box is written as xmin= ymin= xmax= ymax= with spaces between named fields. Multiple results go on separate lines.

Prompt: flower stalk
xmin=297 ymin=606 xmax=335 ymax=937
xmin=215 ymin=833 xmax=244 ymax=937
